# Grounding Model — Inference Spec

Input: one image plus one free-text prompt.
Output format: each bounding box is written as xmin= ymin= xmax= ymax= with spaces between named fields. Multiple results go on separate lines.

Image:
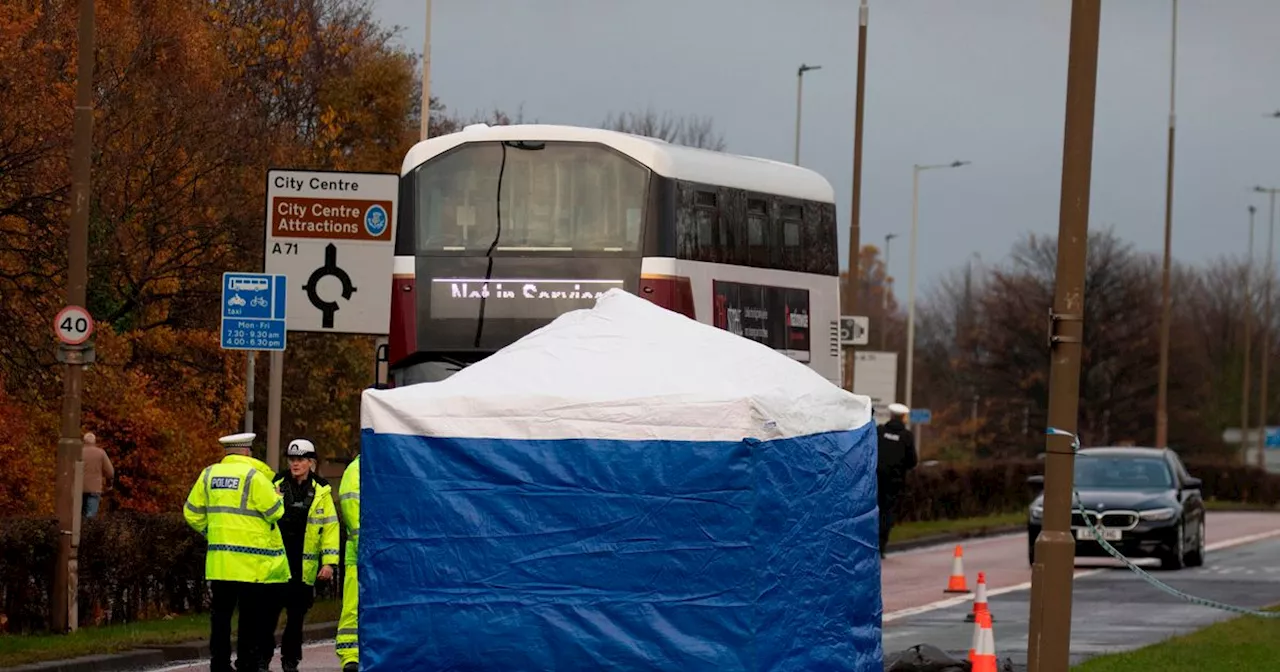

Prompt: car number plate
xmin=1076 ymin=527 xmax=1122 ymax=541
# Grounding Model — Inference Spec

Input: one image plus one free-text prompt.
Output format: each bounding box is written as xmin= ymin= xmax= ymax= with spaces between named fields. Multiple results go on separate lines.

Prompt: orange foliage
xmin=0 ymin=0 xmax=447 ymax=512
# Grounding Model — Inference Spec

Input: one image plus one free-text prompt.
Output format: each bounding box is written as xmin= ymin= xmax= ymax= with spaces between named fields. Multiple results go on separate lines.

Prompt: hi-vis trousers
xmin=336 ymin=564 xmax=358 ymax=666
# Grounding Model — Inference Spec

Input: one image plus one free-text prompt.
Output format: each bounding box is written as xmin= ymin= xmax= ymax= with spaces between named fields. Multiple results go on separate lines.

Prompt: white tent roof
xmin=361 ymin=290 xmax=872 ymax=443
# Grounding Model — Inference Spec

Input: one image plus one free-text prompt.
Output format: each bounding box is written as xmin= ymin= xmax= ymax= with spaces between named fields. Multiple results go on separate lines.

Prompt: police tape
xmin=1042 ymin=426 xmax=1279 ymax=619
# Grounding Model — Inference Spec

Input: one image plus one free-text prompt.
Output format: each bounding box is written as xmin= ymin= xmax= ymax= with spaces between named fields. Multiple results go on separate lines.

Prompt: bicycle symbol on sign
xmin=250 ymin=296 xmax=268 ymax=308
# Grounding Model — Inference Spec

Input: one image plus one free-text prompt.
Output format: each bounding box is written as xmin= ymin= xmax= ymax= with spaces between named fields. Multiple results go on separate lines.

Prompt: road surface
xmin=149 ymin=512 xmax=1280 ymax=671
xmin=882 ymin=511 xmax=1280 ymax=666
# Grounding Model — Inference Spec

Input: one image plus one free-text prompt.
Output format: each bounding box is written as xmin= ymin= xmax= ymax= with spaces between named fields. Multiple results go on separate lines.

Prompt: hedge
xmin=2 ymin=460 xmax=1276 ymax=633
xmin=0 ymin=513 xmax=342 ymax=634
xmin=894 ymin=459 xmax=1280 ymax=523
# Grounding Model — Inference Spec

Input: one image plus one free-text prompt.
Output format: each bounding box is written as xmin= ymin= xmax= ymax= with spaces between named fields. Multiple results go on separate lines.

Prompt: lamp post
xmin=904 ymin=160 xmax=971 ymax=413
xmin=1242 ymin=205 xmax=1256 ymax=465
xmin=882 ymin=232 xmax=897 ymax=350
xmin=794 ymin=63 xmax=822 ymax=165
xmin=1155 ymin=0 xmax=1178 ymax=448
xmin=1254 ymin=186 xmax=1279 ymax=469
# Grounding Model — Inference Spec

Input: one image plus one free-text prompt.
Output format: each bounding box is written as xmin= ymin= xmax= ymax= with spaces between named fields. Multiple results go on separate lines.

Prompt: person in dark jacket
xmin=260 ymin=439 xmax=339 ymax=672
xmin=876 ymin=403 xmax=918 ymax=558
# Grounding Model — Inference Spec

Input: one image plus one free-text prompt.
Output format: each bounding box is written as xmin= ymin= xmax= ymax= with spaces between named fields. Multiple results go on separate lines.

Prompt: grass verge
xmin=1071 ymin=606 xmax=1280 ymax=671
xmin=0 ymin=598 xmax=340 ymax=668
xmin=890 ymin=511 xmax=1025 ymax=544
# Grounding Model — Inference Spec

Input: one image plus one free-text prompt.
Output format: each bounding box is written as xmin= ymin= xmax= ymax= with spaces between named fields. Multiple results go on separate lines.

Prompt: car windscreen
xmin=1073 ymin=455 xmax=1174 ymax=489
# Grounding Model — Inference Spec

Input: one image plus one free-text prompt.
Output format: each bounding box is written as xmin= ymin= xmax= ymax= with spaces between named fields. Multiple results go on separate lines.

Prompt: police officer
xmin=877 ymin=403 xmax=918 ymax=558
xmin=183 ymin=433 xmax=290 ymax=672
xmin=260 ymin=439 xmax=339 ymax=672
xmin=335 ymin=454 xmax=360 ymax=672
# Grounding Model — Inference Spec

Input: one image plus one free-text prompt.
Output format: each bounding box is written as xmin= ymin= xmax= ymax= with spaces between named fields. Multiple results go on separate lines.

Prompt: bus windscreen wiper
xmin=472 ymin=140 xmax=546 ymax=348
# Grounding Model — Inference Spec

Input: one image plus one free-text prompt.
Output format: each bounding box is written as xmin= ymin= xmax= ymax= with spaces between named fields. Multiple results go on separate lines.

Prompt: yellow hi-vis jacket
xmin=183 ymin=454 xmax=291 ymax=583
xmin=273 ymin=472 xmax=341 ymax=585
xmin=339 ymin=456 xmax=360 ymax=566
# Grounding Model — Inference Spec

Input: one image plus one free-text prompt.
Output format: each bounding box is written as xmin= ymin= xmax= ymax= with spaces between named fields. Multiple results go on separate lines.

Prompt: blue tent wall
xmin=359 ymin=422 xmax=882 ymax=671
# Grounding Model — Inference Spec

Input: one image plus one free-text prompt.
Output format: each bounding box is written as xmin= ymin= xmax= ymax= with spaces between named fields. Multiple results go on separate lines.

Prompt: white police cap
xmin=218 ymin=432 xmax=256 ymax=449
xmin=287 ymin=439 xmax=317 ymax=458
xmin=887 ymin=403 xmax=910 ymax=416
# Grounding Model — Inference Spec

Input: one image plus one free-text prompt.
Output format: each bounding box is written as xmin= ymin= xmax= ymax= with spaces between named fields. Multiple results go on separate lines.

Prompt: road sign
xmin=852 ymin=350 xmax=898 ymax=420
xmin=263 ymin=169 xmax=398 ymax=335
xmin=53 ymin=305 xmax=94 ymax=345
xmin=910 ymin=408 xmax=932 ymax=425
xmin=839 ymin=315 xmax=869 ymax=346
xmin=221 ymin=272 xmax=287 ymax=351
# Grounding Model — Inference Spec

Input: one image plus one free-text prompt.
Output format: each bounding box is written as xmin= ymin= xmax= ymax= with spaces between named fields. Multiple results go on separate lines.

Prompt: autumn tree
xmin=0 ymin=0 xmax=517 ymax=511
xmin=601 ymin=107 xmax=727 ymax=150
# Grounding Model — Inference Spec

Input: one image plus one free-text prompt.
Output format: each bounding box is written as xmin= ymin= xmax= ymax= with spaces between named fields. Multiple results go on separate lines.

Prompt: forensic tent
xmin=358 ymin=289 xmax=882 ymax=671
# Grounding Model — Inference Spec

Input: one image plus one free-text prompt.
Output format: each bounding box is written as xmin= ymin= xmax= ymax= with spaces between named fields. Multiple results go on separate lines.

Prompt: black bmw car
xmin=1026 ymin=446 xmax=1206 ymax=570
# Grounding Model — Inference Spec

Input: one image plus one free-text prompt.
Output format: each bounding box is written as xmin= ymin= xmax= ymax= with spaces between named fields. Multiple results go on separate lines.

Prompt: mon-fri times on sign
xmin=263 ymin=169 xmax=398 ymax=335
xmin=221 ymin=272 xmax=287 ymax=350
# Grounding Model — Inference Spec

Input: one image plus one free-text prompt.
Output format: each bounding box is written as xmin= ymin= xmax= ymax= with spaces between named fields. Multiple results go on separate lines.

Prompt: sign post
xmin=261 ymin=169 xmax=399 ymax=456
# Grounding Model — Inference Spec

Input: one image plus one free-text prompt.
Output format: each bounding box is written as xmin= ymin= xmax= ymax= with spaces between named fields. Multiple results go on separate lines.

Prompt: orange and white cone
xmin=965 ymin=571 xmax=993 ymax=622
xmin=971 ymin=610 xmax=998 ymax=672
xmin=943 ymin=545 xmax=970 ymax=593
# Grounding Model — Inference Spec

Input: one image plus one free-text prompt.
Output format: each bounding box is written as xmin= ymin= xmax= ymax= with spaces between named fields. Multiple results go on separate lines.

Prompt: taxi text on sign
xmin=263 ymin=169 xmax=399 ymax=335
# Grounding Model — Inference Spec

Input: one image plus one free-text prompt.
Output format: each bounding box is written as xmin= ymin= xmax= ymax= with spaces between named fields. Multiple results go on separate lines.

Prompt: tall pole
xmin=420 ymin=0 xmax=433 ymax=141
xmin=906 ymin=166 xmax=920 ymax=410
xmin=244 ymin=352 xmax=255 ymax=433
xmin=1155 ymin=0 xmax=1178 ymax=449
xmin=881 ymin=231 xmax=896 ymax=350
xmin=842 ymin=1 xmax=868 ymax=391
xmin=1242 ymin=205 xmax=1256 ymax=465
xmin=53 ymin=0 xmax=95 ymax=634
xmin=1256 ymin=187 xmax=1278 ymax=468
xmin=1026 ymin=1 xmax=1100 ymax=671
xmin=794 ymin=64 xmax=821 ymax=166
xmin=904 ymin=160 xmax=969 ymax=412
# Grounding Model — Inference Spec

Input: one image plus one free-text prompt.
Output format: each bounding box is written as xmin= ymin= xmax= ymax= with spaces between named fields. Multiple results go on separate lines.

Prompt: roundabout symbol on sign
xmin=54 ymin=305 xmax=94 ymax=346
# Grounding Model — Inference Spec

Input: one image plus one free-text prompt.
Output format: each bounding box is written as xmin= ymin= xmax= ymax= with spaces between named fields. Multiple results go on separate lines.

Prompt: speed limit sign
xmin=54 ymin=305 xmax=94 ymax=346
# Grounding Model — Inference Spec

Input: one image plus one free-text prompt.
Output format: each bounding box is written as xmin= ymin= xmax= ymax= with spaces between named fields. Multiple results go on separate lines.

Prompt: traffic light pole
xmin=1027 ymin=1 xmax=1101 ymax=670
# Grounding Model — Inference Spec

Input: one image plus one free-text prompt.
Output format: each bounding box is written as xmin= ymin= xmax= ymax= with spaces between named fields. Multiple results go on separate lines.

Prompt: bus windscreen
xmin=412 ymin=141 xmax=650 ymax=255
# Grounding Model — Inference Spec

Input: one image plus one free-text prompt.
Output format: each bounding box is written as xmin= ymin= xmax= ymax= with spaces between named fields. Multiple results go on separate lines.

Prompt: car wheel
xmin=1184 ymin=517 xmax=1206 ymax=568
xmin=1160 ymin=521 xmax=1187 ymax=571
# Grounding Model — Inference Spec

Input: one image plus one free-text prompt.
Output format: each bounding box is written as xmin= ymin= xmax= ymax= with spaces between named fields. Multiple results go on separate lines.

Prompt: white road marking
xmin=882 ymin=526 xmax=1280 ymax=623
xmin=147 ymin=641 xmax=335 ymax=672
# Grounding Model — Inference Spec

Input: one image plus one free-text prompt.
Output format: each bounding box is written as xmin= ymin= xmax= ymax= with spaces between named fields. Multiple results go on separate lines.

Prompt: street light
xmin=882 ymin=232 xmax=898 ymax=350
xmin=1253 ymin=185 xmax=1279 ymax=470
xmin=904 ymin=160 xmax=971 ymax=414
xmin=794 ymin=63 xmax=822 ymax=165
xmin=1155 ymin=0 xmax=1178 ymax=448
xmin=1242 ymin=205 xmax=1256 ymax=466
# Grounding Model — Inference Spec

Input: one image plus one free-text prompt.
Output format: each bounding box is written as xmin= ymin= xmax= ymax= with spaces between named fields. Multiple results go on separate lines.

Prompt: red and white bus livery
xmin=387 ymin=123 xmax=841 ymax=386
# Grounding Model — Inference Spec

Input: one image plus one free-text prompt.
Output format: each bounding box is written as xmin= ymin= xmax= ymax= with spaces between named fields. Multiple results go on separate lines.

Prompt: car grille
xmin=1071 ymin=510 xmax=1139 ymax=530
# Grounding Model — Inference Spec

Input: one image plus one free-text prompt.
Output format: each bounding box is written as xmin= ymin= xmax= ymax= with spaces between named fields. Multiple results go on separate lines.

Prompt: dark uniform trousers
xmin=210 ymin=580 xmax=274 ymax=672
xmin=262 ymin=579 xmax=315 ymax=665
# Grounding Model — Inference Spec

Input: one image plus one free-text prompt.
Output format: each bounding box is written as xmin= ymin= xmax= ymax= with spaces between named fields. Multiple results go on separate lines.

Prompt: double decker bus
xmin=387 ymin=123 xmax=841 ymax=387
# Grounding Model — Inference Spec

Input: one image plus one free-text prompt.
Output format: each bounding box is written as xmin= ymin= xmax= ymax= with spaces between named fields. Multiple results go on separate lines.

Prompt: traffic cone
xmin=965 ymin=571 xmax=993 ymax=622
xmin=943 ymin=545 xmax=970 ymax=593
xmin=971 ymin=611 xmax=998 ymax=672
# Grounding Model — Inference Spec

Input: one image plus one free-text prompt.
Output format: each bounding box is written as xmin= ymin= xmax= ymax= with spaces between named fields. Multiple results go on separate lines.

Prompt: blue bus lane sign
xmin=221 ymin=272 xmax=288 ymax=351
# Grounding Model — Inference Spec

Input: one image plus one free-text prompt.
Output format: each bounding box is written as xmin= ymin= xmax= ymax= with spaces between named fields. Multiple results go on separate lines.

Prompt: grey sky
xmin=372 ymin=0 xmax=1280 ymax=290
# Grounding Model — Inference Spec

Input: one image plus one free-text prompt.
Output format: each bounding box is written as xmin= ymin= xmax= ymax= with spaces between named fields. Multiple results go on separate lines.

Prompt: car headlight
xmin=1030 ymin=504 xmax=1044 ymax=521
xmin=1139 ymin=507 xmax=1176 ymax=521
